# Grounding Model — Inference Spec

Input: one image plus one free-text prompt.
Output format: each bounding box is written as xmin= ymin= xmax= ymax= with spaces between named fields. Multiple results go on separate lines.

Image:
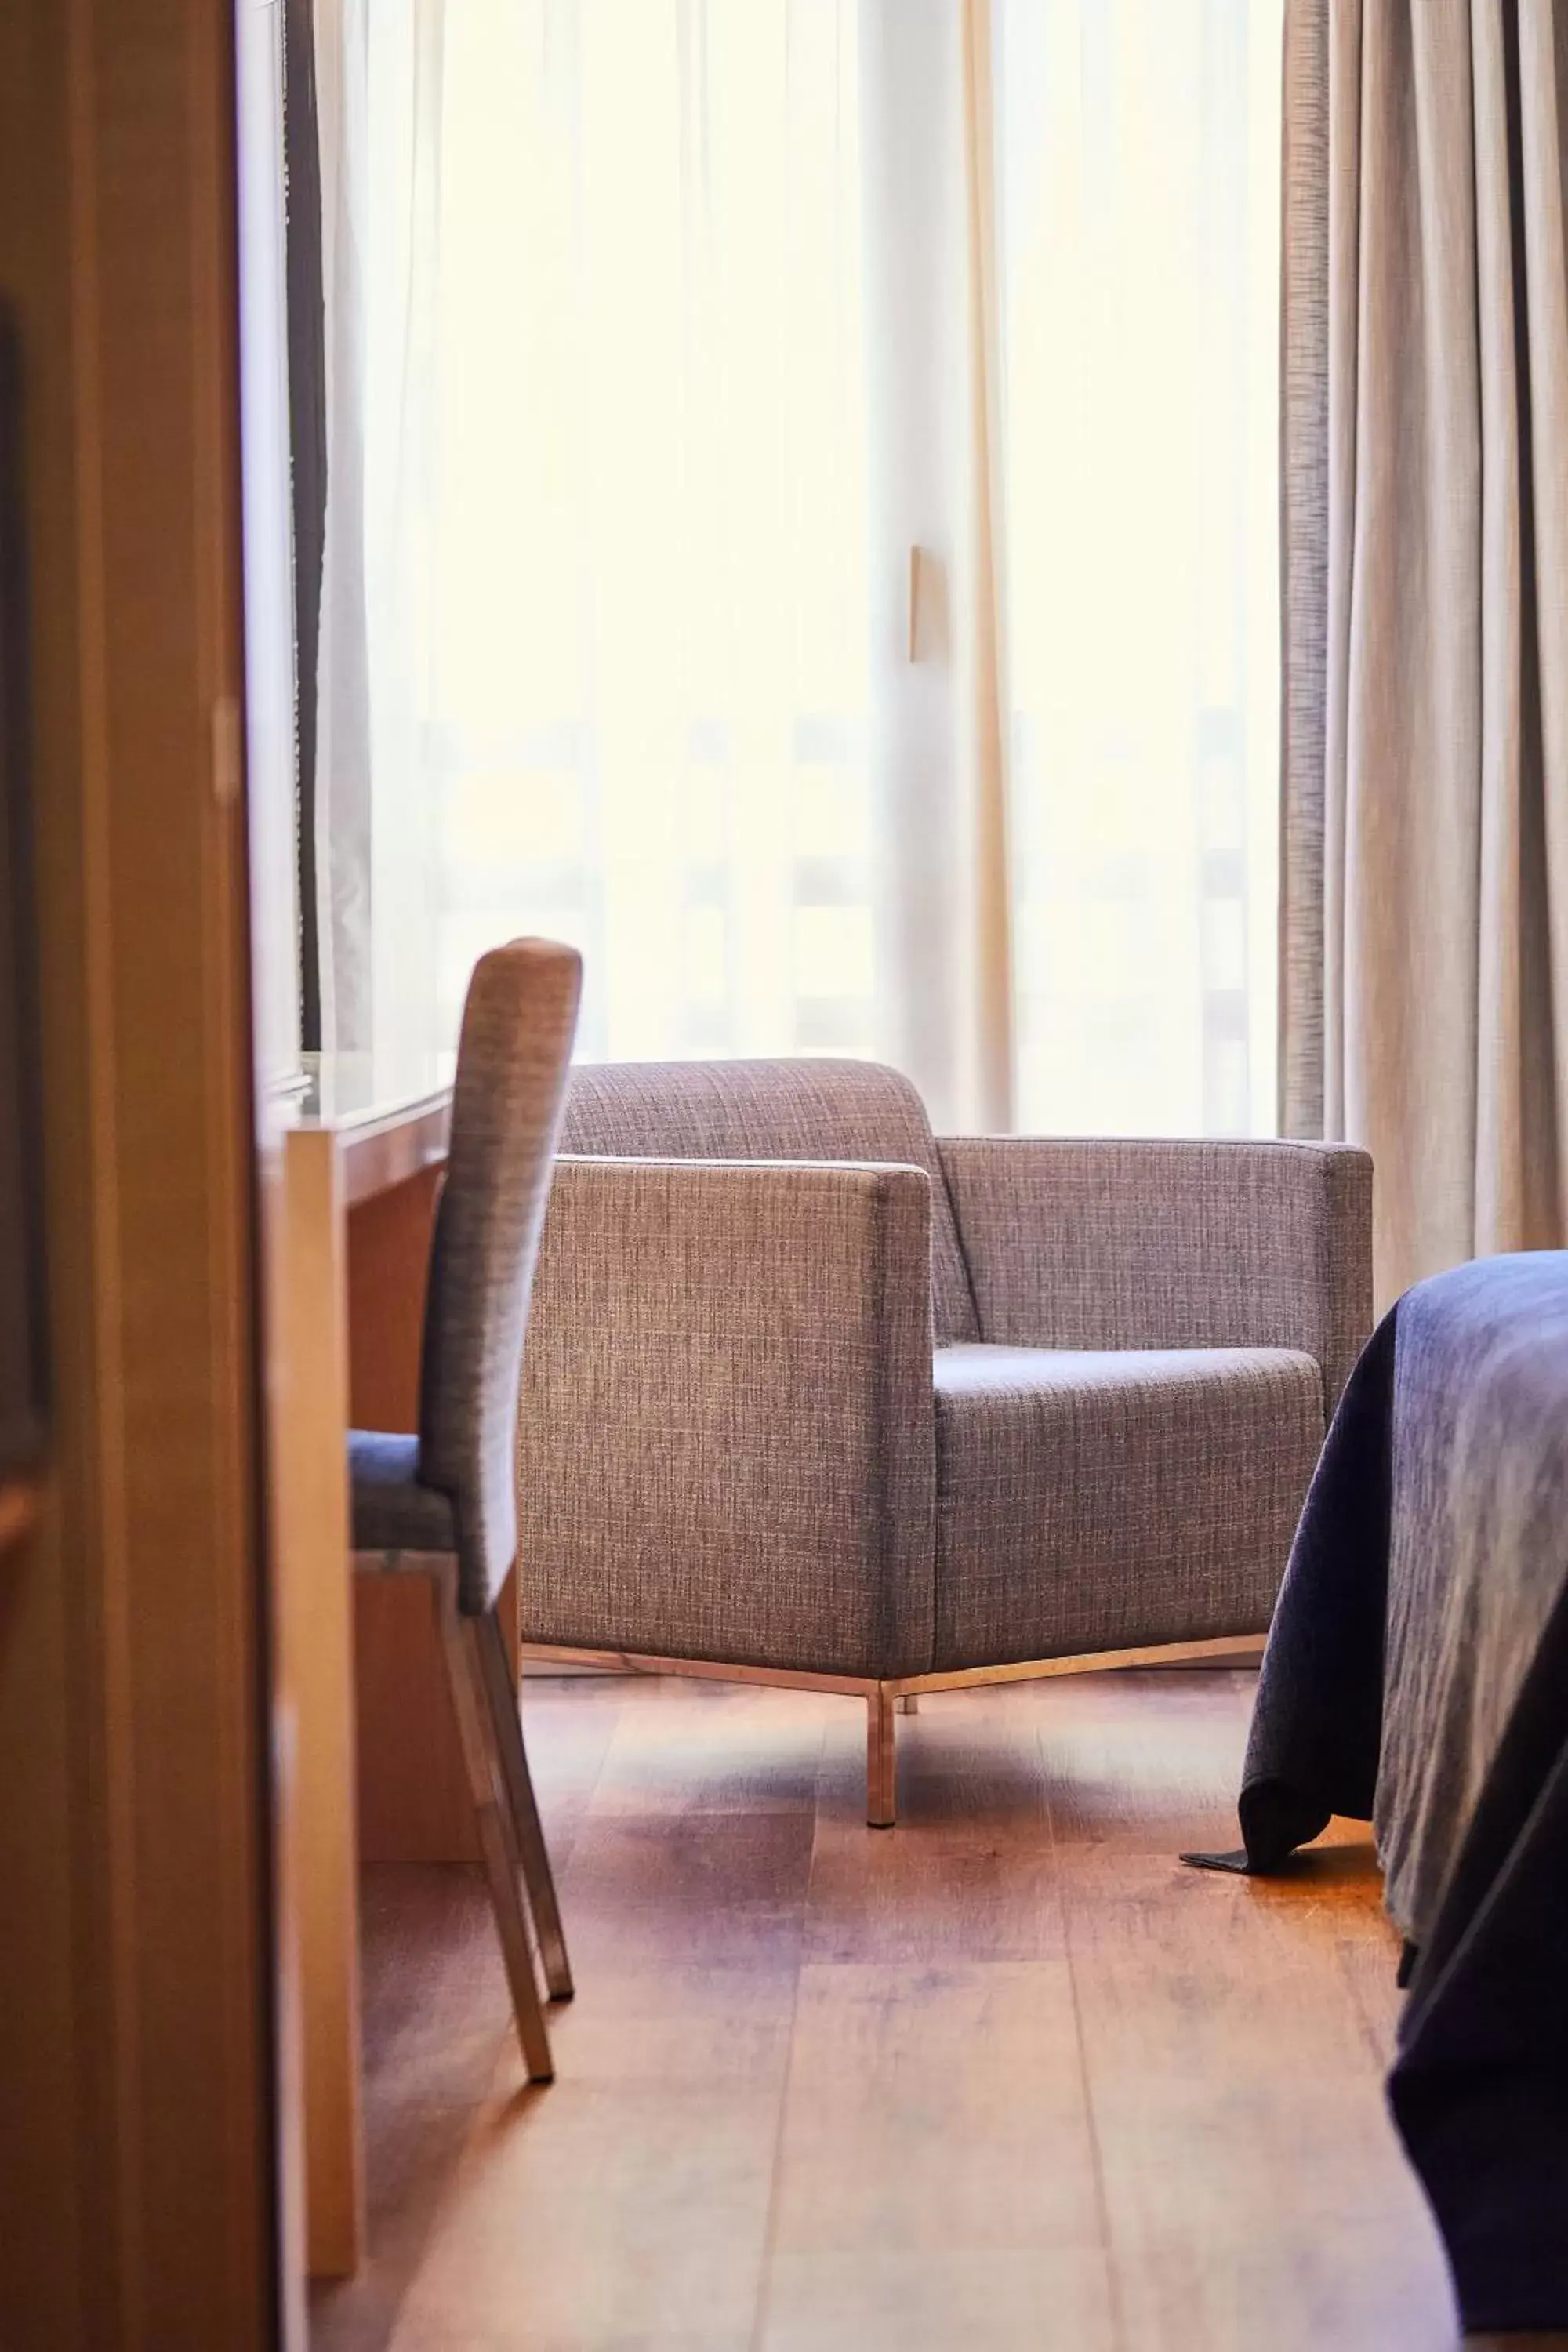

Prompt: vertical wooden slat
xmin=275 ymin=1128 xmax=364 ymax=2278
xmin=0 ymin=2 xmax=280 ymax=2344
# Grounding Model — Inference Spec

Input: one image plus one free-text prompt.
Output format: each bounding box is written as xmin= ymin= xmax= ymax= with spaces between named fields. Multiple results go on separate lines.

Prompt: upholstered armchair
xmin=516 ymin=1062 xmax=1371 ymax=1824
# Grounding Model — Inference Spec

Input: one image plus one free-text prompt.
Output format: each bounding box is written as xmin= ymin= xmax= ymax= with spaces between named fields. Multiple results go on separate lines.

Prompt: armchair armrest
xmin=517 ymin=1156 xmax=936 ymax=1679
xmin=938 ymin=1136 xmax=1373 ymax=1415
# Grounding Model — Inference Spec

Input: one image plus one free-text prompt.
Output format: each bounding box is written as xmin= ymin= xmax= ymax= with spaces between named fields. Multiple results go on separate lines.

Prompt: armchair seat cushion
xmin=932 ymin=1344 xmax=1324 ymax=1671
xmin=349 ymin=1429 xmax=456 ymax=1559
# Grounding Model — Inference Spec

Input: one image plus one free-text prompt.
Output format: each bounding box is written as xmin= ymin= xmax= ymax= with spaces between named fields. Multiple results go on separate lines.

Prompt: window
xmin=996 ymin=0 xmax=1282 ymax=1134
xmin=343 ymin=0 xmax=1283 ymax=1135
xmin=370 ymin=0 xmax=873 ymax=1067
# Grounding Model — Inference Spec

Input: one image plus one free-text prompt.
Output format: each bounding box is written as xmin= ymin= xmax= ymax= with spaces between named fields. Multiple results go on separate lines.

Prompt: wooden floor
xmin=310 ymin=1667 xmax=1526 ymax=2352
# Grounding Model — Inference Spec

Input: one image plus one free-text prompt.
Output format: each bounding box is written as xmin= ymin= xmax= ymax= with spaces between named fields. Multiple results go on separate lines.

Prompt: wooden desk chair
xmin=349 ymin=938 xmax=582 ymax=2082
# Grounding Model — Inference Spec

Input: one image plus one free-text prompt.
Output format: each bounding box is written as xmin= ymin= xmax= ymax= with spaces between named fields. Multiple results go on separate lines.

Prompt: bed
xmin=1189 ymin=1252 xmax=1568 ymax=2332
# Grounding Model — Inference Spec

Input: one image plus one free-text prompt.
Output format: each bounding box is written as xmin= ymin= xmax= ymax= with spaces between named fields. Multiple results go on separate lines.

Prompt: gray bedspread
xmin=1187 ymin=1250 xmax=1568 ymax=2331
xmin=1377 ymin=1254 xmax=1568 ymax=1943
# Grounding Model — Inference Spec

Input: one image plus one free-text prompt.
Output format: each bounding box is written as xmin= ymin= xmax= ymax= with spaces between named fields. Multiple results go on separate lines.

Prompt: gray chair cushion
xmin=350 ymin=1429 xmax=456 ymax=1558
xmin=932 ymin=1344 xmax=1325 ymax=1670
xmin=559 ymin=1058 xmax=980 ymax=1345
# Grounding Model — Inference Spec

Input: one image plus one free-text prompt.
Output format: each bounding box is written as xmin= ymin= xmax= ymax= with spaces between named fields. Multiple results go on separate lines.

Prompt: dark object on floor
xmin=1186 ymin=1256 xmax=1568 ymax=2332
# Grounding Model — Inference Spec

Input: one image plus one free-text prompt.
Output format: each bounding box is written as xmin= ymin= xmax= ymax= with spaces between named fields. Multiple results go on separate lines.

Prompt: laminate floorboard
xmin=310 ymin=1670 xmax=1525 ymax=2352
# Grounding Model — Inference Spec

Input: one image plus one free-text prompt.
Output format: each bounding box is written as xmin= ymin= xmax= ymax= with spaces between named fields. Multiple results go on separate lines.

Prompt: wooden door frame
xmin=0 ymin=2 xmax=283 ymax=2346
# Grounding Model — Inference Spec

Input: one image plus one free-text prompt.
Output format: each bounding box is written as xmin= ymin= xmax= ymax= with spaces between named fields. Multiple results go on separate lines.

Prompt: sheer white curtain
xmin=321 ymin=0 xmax=1005 ymax=1127
xmin=316 ymin=0 xmax=1282 ymax=1138
xmin=405 ymin=2 xmax=880 ymax=1072
xmin=996 ymin=0 xmax=1283 ymax=1134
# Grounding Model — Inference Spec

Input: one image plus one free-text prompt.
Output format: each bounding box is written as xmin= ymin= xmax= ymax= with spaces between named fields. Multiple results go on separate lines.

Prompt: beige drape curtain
xmin=1280 ymin=0 xmax=1568 ymax=1305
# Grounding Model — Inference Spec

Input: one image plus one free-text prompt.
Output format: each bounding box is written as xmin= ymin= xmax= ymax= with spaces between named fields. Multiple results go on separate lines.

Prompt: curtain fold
xmin=313 ymin=0 xmax=375 ymax=1051
xmin=1277 ymin=0 xmax=1329 ymax=1139
xmin=283 ymin=0 xmax=328 ymax=1052
xmin=856 ymin=0 xmax=1015 ymax=1127
xmin=960 ymin=0 xmax=1015 ymax=1131
xmin=1281 ymin=0 xmax=1568 ymax=1302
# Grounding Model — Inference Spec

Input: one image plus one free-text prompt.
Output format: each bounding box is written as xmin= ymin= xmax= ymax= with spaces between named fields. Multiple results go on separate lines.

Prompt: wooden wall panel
xmin=0 ymin=2 xmax=278 ymax=2345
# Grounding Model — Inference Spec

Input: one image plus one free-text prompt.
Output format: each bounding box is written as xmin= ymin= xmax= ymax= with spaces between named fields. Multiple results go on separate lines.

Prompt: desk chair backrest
xmin=418 ymin=938 xmax=582 ymax=1613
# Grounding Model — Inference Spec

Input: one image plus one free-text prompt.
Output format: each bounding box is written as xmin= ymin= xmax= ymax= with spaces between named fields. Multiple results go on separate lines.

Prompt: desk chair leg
xmin=867 ymin=1684 xmax=897 ymax=1828
xmin=474 ymin=1611 xmax=573 ymax=2001
xmin=434 ymin=1571 xmax=554 ymax=2083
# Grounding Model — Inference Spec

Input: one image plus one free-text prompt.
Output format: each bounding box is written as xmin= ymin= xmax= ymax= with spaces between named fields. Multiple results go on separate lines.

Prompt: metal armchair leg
xmin=474 ymin=1610 xmax=573 ymax=2001
xmin=867 ymin=1684 xmax=897 ymax=1827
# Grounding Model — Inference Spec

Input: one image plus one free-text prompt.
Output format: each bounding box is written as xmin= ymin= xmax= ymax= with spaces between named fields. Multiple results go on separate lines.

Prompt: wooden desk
xmin=273 ymin=1054 xmax=459 ymax=2282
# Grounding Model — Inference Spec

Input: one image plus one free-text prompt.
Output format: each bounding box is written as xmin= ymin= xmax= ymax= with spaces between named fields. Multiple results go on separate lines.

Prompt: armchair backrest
xmin=559 ymin=1058 xmax=979 ymax=1344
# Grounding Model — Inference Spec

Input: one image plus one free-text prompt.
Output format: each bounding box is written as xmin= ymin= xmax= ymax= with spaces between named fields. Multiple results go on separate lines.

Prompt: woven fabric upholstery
xmin=349 ymin=1431 xmax=454 ymax=1557
xmin=416 ymin=938 xmax=582 ymax=1613
xmin=560 ymin=1059 xmax=979 ymax=1344
xmin=517 ymin=1156 xmax=937 ymax=1678
xmin=938 ymin=1136 xmax=1373 ymax=1417
xmin=514 ymin=1065 xmax=1373 ymax=1688
xmin=931 ymin=1344 xmax=1325 ymax=1670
